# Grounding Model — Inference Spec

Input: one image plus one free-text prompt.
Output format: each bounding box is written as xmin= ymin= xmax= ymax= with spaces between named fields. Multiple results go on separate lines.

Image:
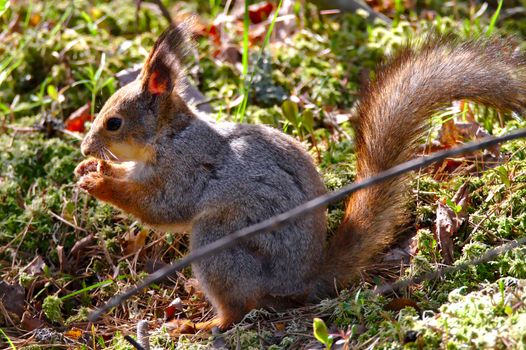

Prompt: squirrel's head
xmin=81 ymin=22 xmax=194 ymax=163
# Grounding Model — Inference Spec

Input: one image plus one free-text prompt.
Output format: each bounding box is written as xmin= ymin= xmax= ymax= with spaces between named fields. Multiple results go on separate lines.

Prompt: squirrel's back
xmin=319 ymin=35 xmax=526 ymax=294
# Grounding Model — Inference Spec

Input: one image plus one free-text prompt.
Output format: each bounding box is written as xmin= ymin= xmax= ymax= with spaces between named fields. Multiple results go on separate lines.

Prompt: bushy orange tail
xmin=320 ymin=35 xmax=526 ymax=292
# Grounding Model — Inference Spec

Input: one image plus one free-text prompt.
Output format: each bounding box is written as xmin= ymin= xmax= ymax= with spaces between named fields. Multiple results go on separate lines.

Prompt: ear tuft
xmin=140 ymin=19 xmax=195 ymax=97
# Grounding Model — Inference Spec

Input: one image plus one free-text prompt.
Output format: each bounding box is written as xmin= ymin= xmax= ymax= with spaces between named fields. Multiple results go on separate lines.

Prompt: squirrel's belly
xmin=152 ymin=222 xmax=193 ymax=233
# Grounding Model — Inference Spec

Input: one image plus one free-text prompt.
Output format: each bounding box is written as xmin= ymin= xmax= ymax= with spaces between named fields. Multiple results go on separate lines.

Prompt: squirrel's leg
xmin=189 ymin=211 xmax=267 ymax=331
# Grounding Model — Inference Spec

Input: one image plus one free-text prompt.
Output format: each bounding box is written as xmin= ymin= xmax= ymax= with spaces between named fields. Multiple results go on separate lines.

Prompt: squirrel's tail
xmin=318 ymin=35 xmax=526 ymax=294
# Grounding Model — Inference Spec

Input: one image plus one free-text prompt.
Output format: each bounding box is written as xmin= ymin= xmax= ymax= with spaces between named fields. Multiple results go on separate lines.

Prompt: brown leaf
xmin=274 ymin=322 xmax=286 ymax=332
xmin=24 ymin=255 xmax=46 ymax=275
xmin=435 ymin=183 xmax=470 ymax=264
xmin=385 ymin=298 xmax=420 ymax=313
xmin=438 ymin=118 xmax=459 ymax=147
xmin=165 ymin=297 xmax=184 ymax=320
xmin=438 ymin=102 xmax=478 ymax=147
xmin=424 ymin=101 xmax=503 ymax=177
xmin=21 ymin=311 xmax=44 ymax=331
xmin=57 ymin=245 xmax=67 ymax=272
xmin=0 ymin=281 xmax=25 ymax=325
xmin=69 ymin=234 xmax=94 ymax=259
xmin=206 ymin=23 xmax=222 ymax=47
xmin=123 ymin=228 xmax=149 ymax=255
xmin=64 ymin=327 xmax=83 ymax=340
xmin=248 ymin=2 xmax=274 ymax=24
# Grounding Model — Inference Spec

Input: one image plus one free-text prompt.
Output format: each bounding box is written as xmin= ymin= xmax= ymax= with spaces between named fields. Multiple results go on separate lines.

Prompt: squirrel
xmin=74 ymin=22 xmax=526 ymax=331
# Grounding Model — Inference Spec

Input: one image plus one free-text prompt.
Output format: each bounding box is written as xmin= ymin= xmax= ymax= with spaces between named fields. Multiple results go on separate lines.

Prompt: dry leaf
xmin=64 ymin=327 xmax=83 ymax=340
xmin=69 ymin=234 xmax=94 ymax=259
xmin=0 ymin=281 xmax=25 ymax=325
xmin=248 ymin=2 xmax=274 ymax=24
xmin=424 ymin=101 xmax=503 ymax=177
xmin=274 ymin=322 xmax=286 ymax=332
xmin=435 ymin=183 xmax=470 ymax=264
xmin=165 ymin=297 xmax=184 ymax=320
xmin=24 ymin=255 xmax=46 ymax=275
xmin=21 ymin=311 xmax=44 ymax=331
xmin=64 ymin=103 xmax=92 ymax=133
xmin=385 ymin=297 xmax=420 ymax=313
xmin=124 ymin=228 xmax=149 ymax=255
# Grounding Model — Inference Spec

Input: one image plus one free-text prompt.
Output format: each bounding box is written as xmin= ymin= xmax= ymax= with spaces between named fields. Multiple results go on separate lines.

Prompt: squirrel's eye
xmin=106 ymin=117 xmax=122 ymax=131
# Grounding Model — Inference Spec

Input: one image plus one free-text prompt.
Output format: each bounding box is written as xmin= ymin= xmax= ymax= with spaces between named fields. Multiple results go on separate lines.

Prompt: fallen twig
xmin=375 ymin=235 xmax=526 ymax=295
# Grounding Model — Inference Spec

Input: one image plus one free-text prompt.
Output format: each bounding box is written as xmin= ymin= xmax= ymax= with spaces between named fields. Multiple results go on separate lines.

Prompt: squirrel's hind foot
xmin=164 ymin=317 xmax=225 ymax=335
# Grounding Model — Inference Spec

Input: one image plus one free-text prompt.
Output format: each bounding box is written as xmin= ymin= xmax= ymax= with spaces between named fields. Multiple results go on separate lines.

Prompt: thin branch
xmin=124 ymin=335 xmax=146 ymax=350
xmin=375 ymin=235 xmax=526 ymax=295
xmin=88 ymin=128 xmax=526 ymax=322
xmin=48 ymin=210 xmax=88 ymax=232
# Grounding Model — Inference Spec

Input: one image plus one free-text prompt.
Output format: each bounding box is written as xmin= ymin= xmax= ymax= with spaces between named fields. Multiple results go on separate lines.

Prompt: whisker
xmin=105 ymin=147 xmax=120 ymax=162
xmin=101 ymin=148 xmax=110 ymax=161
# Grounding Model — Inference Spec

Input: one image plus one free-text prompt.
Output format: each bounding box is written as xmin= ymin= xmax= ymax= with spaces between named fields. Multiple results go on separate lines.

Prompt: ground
xmin=1 ymin=0 xmax=526 ymax=349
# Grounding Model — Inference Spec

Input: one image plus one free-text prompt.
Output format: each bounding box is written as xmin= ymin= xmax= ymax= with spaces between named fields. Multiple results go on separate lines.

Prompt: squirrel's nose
xmin=80 ymin=140 xmax=91 ymax=157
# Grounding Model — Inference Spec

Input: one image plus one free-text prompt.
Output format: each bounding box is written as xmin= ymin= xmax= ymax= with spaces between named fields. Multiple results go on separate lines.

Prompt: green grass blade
xmin=49 ymin=5 xmax=72 ymax=38
xmin=22 ymin=0 xmax=32 ymax=28
xmin=487 ymin=0 xmax=503 ymax=36
xmin=0 ymin=328 xmax=17 ymax=350
xmin=236 ymin=0 xmax=284 ymax=122
xmin=242 ymin=1 xmax=250 ymax=78
xmin=94 ymin=53 xmax=107 ymax=84
xmin=0 ymin=0 xmax=10 ymax=17
xmin=60 ymin=279 xmax=114 ymax=301
xmin=235 ymin=0 xmax=251 ymax=122
xmin=259 ymin=0 xmax=283 ymax=55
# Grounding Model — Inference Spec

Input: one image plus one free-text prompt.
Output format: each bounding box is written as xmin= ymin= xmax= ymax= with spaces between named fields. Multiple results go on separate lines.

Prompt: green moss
xmin=42 ymin=295 xmax=64 ymax=324
xmin=417 ymin=279 xmax=526 ymax=349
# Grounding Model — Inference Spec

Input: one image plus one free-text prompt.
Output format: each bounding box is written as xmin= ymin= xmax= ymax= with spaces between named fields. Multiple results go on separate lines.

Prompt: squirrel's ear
xmin=145 ymin=64 xmax=172 ymax=96
xmin=140 ymin=21 xmax=193 ymax=96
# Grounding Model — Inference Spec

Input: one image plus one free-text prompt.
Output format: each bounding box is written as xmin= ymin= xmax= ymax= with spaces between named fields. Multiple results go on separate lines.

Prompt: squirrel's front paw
xmin=75 ymin=159 xmax=100 ymax=177
xmin=75 ymin=159 xmax=113 ymax=177
xmin=77 ymin=172 xmax=110 ymax=200
xmin=78 ymin=172 xmax=104 ymax=191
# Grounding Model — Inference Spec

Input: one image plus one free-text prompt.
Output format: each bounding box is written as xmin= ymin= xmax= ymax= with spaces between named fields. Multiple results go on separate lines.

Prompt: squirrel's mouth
xmin=81 ymin=137 xmax=155 ymax=164
xmin=81 ymin=142 xmax=123 ymax=164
